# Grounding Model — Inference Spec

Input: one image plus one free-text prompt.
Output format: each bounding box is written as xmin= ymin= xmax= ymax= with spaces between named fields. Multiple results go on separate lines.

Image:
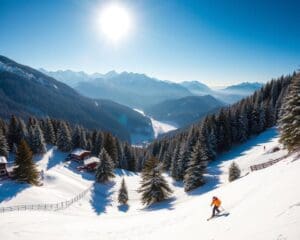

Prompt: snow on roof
xmin=84 ymin=157 xmax=100 ymax=166
xmin=0 ymin=156 xmax=7 ymax=164
xmin=71 ymin=148 xmax=90 ymax=156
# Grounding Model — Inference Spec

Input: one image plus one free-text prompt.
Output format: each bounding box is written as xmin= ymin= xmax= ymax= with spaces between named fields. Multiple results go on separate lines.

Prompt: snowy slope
xmin=0 ymin=128 xmax=299 ymax=240
xmin=134 ymin=108 xmax=177 ymax=138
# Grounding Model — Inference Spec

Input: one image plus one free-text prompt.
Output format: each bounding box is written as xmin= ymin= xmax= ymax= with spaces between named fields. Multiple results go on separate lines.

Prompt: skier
xmin=210 ymin=196 xmax=221 ymax=217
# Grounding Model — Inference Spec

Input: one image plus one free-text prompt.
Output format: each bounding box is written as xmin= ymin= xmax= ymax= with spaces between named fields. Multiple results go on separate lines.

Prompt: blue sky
xmin=0 ymin=0 xmax=299 ymax=86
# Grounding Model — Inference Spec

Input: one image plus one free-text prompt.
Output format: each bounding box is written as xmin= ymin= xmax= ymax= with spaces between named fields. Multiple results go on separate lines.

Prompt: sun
xmin=99 ymin=4 xmax=131 ymax=42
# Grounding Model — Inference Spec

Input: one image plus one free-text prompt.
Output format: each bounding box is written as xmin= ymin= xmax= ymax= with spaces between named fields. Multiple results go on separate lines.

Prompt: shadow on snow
xmin=90 ymin=181 xmax=115 ymax=215
xmin=143 ymin=196 xmax=176 ymax=211
xmin=118 ymin=204 xmax=129 ymax=212
xmin=0 ymin=180 xmax=30 ymax=204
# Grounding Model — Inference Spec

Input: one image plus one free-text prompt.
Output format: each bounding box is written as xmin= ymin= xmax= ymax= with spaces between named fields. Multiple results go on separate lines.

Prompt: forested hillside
xmin=146 ymin=73 xmax=295 ymax=191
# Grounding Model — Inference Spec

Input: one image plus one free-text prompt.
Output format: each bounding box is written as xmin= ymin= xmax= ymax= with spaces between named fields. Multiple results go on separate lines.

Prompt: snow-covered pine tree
xmin=115 ymin=139 xmax=123 ymax=168
xmin=124 ymin=143 xmax=136 ymax=172
xmin=279 ymin=73 xmax=300 ymax=152
xmin=95 ymin=148 xmax=115 ymax=183
xmin=258 ymin=103 xmax=266 ymax=133
xmin=184 ymin=139 xmax=208 ymax=192
xmin=250 ymin=105 xmax=260 ymax=135
xmin=104 ymin=133 xmax=118 ymax=167
xmin=92 ymin=131 xmax=104 ymax=156
xmin=176 ymin=142 xmax=191 ymax=180
xmin=0 ymin=119 xmax=8 ymax=136
xmin=228 ymin=162 xmax=241 ymax=182
xmin=237 ymin=106 xmax=249 ymax=142
xmin=170 ymin=144 xmax=181 ymax=180
xmin=19 ymin=119 xmax=28 ymax=140
xmin=162 ymin=148 xmax=172 ymax=171
xmin=56 ymin=121 xmax=72 ymax=152
xmin=0 ymin=129 xmax=9 ymax=157
xmin=118 ymin=178 xmax=129 ymax=205
xmin=44 ymin=118 xmax=56 ymax=145
xmin=216 ymin=109 xmax=232 ymax=152
xmin=79 ymin=127 xmax=87 ymax=149
xmin=122 ymin=143 xmax=133 ymax=170
xmin=86 ymin=139 xmax=92 ymax=151
xmin=264 ymin=100 xmax=276 ymax=128
xmin=140 ymin=156 xmax=158 ymax=179
xmin=72 ymin=125 xmax=81 ymax=149
xmin=13 ymin=139 xmax=39 ymax=185
xmin=28 ymin=125 xmax=47 ymax=154
xmin=139 ymin=157 xmax=173 ymax=206
xmin=200 ymin=120 xmax=216 ymax=161
xmin=8 ymin=115 xmax=22 ymax=150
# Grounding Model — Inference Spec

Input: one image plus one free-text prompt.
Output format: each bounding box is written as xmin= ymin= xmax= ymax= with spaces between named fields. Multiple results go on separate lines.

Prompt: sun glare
xmin=99 ymin=4 xmax=131 ymax=42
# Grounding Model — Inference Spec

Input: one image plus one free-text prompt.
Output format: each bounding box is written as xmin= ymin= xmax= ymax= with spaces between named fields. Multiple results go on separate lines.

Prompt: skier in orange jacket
xmin=211 ymin=196 xmax=221 ymax=217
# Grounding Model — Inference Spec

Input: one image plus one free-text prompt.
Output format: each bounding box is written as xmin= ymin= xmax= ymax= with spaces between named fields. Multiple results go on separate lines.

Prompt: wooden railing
xmin=250 ymin=155 xmax=287 ymax=171
xmin=0 ymin=186 xmax=92 ymax=213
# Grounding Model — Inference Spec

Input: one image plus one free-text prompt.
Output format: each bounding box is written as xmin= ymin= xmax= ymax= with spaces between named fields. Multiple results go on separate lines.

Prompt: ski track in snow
xmin=0 ymin=128 xmax=300 ymax=240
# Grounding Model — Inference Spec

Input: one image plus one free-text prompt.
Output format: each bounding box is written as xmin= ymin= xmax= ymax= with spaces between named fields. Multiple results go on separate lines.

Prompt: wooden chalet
xmin=0 ymin=156 xmax=8 ymax=177
xmin=65 ymin=149 xmax=91 ymax=162
xmin=77 ymin=157 xmax=100 ymax=172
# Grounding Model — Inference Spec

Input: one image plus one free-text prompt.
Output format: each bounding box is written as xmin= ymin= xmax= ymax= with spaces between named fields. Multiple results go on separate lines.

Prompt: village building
xmin=77 ymin=157 xmax=100 ymax=172
xmin=65 ymin=149 xmax=91 ymax=162
xmin=0 ymin=156 xmax=8 ymax=177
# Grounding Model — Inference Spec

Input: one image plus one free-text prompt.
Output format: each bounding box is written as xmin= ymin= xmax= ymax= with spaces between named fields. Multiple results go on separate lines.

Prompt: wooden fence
xmin=0 ymin=186 xmax=92 ymax=213
xmin=250 ymin=155 xmax=287 ymax=171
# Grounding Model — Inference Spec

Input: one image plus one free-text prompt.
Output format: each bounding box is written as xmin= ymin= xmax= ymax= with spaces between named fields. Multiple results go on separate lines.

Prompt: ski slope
xmin=0 ymin=128 xmax=299 ymax=240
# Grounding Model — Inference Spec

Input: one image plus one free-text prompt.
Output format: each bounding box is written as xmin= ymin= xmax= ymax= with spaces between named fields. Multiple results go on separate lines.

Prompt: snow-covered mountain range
xmin=41 ymin=69 xmax=263 ymax=107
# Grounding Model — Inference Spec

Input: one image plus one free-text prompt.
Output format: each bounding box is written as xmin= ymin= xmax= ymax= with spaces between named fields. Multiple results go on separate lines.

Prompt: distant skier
xmin=210 ymin=196 xmax=221 ymax=217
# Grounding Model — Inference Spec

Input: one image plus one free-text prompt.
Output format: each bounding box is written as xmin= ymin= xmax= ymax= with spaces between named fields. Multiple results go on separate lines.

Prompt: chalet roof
xmin=0 ymin=156 xmax=7 ymax=164
xmin=84 ymin=157 xmax=100 ymax=166
xmin=71 ymin=148 xmax=91 ymax=156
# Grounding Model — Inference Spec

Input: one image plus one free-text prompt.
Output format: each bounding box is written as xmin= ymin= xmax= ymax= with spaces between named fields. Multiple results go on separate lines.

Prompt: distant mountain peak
xmin=223 ymin=82 xmax=263 ymax=93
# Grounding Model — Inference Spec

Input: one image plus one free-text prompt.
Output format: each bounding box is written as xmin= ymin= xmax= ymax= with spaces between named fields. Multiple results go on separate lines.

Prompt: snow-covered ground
xmin=134 ymin=109 xmax=177 ymax=138
xmin=0 ymin=128 xmax=299 ymax=240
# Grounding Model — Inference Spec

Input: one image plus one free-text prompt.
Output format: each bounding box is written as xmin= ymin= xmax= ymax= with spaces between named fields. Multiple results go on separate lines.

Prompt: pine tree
xmin=72 ymin=125 xmax=81 ymax=149
xmin=170 ymin=145 xmax=181 ymax=180
xmin=279 ymin=73 xmax=300 ymax=152
xmin=56 ymin=121 xmax=72 ymax=152
xmin=184 ymin=140 xmax=208 ymax=192
xmin=139 ymin=157 xmax=173 ymax=206
xmin=141 ymin=156 xmax=158 ymax=178
xmin=0 ymin=129 xmax=9 ymax=157
xmin=8 ymin=115 xmax=22 ymax=150
xmin=104 ymin=134 xmax=118 ymax=167
xmin=162 ymin=149 xmax=172 ymax=171
xmin=95 ymin=148 xmax=115 ymax=183
xmin=92 ymin=131 xmax=104 ymax=156
xmin=118 ymin=178 xmax=129 ymax=205
xmin=13 ymin=140 xmax=39 ymax=185
xmin=44 ymin=118 xmax=56 ymax=145
xmin=28 ymin=125 xmax=47 ymax=154
xmin=79 ymin=128 xmax=87 ymax=149
xmin=237 ymin=107 xmax=249 ymax=142
xmin=115 ymin=140 xmax=123 ymax=168
xmin=228 ymin=162 xmax=241 ymax=182
xmin=123 ymin=143 xmax=136 ymax=171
